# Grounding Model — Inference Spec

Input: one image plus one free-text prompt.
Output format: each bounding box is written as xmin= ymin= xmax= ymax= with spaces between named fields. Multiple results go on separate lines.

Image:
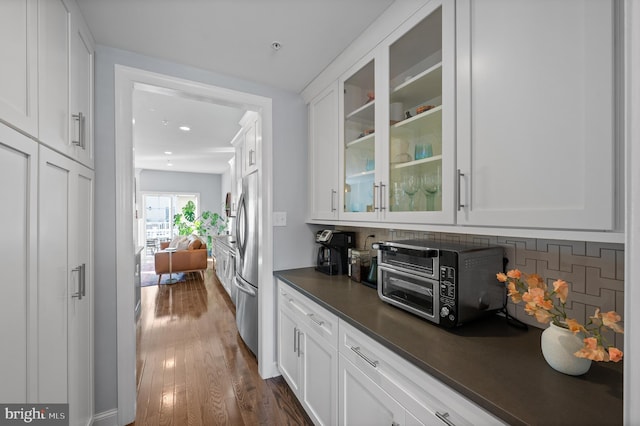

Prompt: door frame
xmin=114 ymin=65 xmax=274 ymax=424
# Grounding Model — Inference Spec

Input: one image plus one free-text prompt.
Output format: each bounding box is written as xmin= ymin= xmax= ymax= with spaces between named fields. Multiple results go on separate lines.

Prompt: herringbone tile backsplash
xmin=339 ymin=226 xmax=625 ymax=350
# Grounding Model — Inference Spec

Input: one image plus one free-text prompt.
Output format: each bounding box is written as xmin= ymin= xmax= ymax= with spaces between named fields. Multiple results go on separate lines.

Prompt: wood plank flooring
xmin=131 ymin=259 xmax=312 ymax=426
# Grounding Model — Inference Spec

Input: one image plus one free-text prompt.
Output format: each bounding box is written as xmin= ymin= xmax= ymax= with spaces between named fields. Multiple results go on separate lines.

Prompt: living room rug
xmin=140 ymin=261 xmax=186 ymax=287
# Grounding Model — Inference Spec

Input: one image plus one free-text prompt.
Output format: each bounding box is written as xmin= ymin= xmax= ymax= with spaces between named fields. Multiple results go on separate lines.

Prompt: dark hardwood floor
xmin=132 ymin=258 xmax=312 ymax=426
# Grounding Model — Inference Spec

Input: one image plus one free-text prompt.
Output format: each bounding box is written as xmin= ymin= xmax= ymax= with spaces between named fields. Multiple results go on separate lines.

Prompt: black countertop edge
xmin=273 ymin=268 xmax=623 ymax=426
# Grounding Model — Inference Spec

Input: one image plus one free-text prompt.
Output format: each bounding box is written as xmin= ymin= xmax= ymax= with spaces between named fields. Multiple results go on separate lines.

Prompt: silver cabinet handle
xmin=80 ymin=263 xmax=86 ymax=297
xmin=296 ymin=329 xmax=302 ymax=358
xmin=331 ymin=189 xmax=337 ymax=212
xmin=373 ymin=182 xmax=379 ymax=211
xmin=293 ymin=327 xmax=298 ymax=353
xmin=72 ymin=112 xmax=86 ymax=149
xmin=436 ymin=411 xmax=455 ymax=426
xmin=379 ymin=182 xmax=386 ymax=211
xmin=350 ymin=346 xmax=379 ymax=368
xmin=249 ymin=149 xmax=255 ymax=166
xmin=457 ymin=169 xmax=465 ymax=211
xmin=71 ymin=265 xmax=83 ymax=300
xmin=308 ymin=313 xmax=324 ymax=326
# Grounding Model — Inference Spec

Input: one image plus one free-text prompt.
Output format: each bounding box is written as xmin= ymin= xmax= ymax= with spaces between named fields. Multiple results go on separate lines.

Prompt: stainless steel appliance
xmin=315 ymin=230 xmax=355 ymax=275
xmin=235 ymin=171 xmax=259 ymax=355
xmin=374 ymin=240 xmax=505 ymax=327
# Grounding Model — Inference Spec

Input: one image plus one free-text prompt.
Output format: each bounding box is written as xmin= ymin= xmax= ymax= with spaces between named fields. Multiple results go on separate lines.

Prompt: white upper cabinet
xmin=240 ymin=111 xmax=259 ymax=176
xmin=69 ymin=1 xmax=95 ymax=168
xmin=456 ymin=0 xmax=617 ymax=230
xmin=0 ymin=0 xmax=38 ymax=137
xmin=309 ymin=82 xmax=340 ymax=220
xmin=38 ymin=0 xmax=71 ymax=156
xmin=382 ymin=0 xmax=455 ymax=224
xmin=338 ymin=0 xmax=455 ymax=224
xmin=3 ymin=0 xmax=94 ymax=168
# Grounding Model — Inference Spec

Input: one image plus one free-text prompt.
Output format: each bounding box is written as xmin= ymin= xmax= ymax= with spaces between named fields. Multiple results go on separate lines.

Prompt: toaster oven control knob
xmin=440 ymin=306 xmax=450 ymax=317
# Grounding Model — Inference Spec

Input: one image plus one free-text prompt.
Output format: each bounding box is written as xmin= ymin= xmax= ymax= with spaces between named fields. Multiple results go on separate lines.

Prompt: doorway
xmin=114 ymin=65 xmax=275 ymax=425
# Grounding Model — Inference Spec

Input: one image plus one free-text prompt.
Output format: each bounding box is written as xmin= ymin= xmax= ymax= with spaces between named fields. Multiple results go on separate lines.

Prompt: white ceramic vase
xmin=541 ymin=322 xmax=592 ymax=376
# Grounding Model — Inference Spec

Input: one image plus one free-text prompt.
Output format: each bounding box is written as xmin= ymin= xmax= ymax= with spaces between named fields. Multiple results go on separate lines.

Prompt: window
xmin=143 ymin=193 xmax=198 ymax=243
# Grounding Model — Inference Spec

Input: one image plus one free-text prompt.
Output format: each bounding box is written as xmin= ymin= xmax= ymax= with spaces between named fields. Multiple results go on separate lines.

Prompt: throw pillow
xmin=187 ymin=236 xmax=202 ymax=250
xmin=169 ymin=235 xmax=187 ymax=249
xmin=176 ymin=236 xmax=190 ymax=251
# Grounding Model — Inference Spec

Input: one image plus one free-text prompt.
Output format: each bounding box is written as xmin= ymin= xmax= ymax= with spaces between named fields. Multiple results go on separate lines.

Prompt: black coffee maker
xmin=315 ymin=230 xmax=355 ymax=275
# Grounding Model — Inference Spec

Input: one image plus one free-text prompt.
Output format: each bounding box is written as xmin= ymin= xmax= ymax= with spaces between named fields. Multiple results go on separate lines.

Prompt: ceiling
xmin=77 ymin=0 xmax=396 ymax=174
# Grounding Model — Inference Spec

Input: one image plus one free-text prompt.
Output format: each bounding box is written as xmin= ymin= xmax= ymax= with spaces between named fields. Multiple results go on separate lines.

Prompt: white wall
xmin=139 ymin=169 xmax=223 ymax=216
xmin=94 ymin=45 xmax=315 ymax=415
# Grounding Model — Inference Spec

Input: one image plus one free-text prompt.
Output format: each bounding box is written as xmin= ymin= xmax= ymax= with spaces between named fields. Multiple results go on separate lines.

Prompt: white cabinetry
xmin=1 ymin=0 xmax=94 ymax=169
xmin=0 ymin=0 xmax=38 ymax=137
xmin=309 ymin=82 xmax=340 ymax=220
xmin=277 ymin=280 xmax=338 ymax=425
xmin=338 ymin=320 xmax=503 ymax=426
xmin=39 ymin=145 xmax=94 ymax=425
xmin=0 ymin=123 xmax=94 ymax=425
xmin=239 ymin=111 xmax=259 ymax=177
xmin=0 ymin=124 xmax=38 ymax=403
xmin=455 ymin=0 xmax=616 ymax=230
xmin=338 ymin=355 xmax=405 ymax=425
xmin=337 ymin=0 xmax=455 ymax=224
xmin=69 ymin=0 xmax=94 ymax=168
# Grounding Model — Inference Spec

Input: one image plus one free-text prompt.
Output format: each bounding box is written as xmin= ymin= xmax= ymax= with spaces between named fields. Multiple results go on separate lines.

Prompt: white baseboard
xmin=93 ymin=409 xmax=118 ymax=426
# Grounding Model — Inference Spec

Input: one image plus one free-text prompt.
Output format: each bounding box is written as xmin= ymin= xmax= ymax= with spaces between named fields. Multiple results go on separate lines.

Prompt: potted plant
xmin=173 ymin=201 xmax=227 ymax=254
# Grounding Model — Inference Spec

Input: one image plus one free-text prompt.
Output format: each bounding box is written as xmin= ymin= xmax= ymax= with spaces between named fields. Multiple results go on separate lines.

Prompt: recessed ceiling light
xmin=164 ymin=151 xmax=172 ymax=155
xmin=179 ymin=126 xmax=191 ymax=132
xmin=271 ymin=41 xmax=282 ymax=51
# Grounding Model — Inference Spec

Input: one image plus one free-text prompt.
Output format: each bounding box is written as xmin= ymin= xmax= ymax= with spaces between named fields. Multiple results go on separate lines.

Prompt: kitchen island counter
xmin=274 ymin=267 xmax=623 ymax=426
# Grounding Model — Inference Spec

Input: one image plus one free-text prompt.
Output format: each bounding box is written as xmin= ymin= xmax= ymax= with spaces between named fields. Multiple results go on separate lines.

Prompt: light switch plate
xmin=273 ymin=211 xmax=287 ymax=227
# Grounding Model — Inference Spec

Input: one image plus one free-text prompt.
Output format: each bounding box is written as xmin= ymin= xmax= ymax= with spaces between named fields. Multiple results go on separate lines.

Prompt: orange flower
xmin=507 ymin=282 xmax=522 ymax=303
xmin=601 ymin=310 xmax=624 ymax=333
xmin=553 ymin=279 xmax=569 ymax=304
xmin=608 ymin=347 xmax=623 ymax=362
xmin=526 ymin=273 xmax=545 ymax=290
xmin=566 ymin=318 xmax=586 ymax=335
xmin=507 ymin=269 xmax=522 ymax=279
xmin=534 ymin=308 xmax=553 ymax=324
xmin=583 ymin=337 xmax=598 ymax=350
xmin=496 ymin=269 xmax=624 ymax=363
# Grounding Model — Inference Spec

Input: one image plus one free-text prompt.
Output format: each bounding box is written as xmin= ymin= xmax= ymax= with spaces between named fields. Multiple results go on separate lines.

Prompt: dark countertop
xmin=274 ymin=268 xmax=623 ymax=426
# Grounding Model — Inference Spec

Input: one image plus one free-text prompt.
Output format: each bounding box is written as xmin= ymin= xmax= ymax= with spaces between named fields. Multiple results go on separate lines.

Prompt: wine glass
xmin=402 ymin=175 xmax=419 ymax=211
xmin=421 ymin=173 xmax=438 ymax=211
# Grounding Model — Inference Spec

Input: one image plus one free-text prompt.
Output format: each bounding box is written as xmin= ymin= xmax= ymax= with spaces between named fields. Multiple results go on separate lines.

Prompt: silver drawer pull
xmin=436 ymin=411 xmax=455 ymax=426
xmin=350 ymin=346 xmax=379 ymax=368
xmin=308 ymin=313 xmax=324 ymax=326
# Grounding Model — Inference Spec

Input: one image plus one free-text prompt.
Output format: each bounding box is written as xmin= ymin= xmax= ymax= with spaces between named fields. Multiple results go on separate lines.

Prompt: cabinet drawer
xmin=278 ymin=280 xmax=338 ymax=348
xmin=339 ymin=319 xmax=503 ymax=426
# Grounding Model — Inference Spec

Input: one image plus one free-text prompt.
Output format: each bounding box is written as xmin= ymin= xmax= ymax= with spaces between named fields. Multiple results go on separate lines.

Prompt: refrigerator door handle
xmin=234 ymin=276 xmax=257 ymax=296
xmin=235 ymin=191 xmax=247 ymax=258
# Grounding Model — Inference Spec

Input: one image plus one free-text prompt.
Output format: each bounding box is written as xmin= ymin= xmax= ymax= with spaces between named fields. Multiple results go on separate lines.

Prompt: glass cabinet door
xmin=343 ymin=59 xmax=376 ymax=214
xmin=387 ymin=6 xmax=445 ymax=215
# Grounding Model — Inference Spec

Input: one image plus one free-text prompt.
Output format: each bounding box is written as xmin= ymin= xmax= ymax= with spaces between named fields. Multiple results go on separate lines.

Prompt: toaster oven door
xmin=377 ymin=265 xmax=439 ymax=323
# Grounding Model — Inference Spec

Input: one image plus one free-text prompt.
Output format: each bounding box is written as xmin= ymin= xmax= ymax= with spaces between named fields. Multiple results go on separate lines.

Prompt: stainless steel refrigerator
xmin=234 ymin=171 xmax=259 ymax=356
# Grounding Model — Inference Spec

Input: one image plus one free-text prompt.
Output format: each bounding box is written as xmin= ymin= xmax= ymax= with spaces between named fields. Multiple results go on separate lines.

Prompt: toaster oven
xmin=374 ymin=240 xmax=505 ymax=327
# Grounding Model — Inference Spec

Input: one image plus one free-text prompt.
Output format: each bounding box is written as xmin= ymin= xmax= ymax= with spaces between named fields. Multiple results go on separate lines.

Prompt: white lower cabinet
xmin=0 ymin=124 xmax=93 ymax=425
xmin=277 ymin=280 xmax=339 ymax=425
xmin=339 ymin=320 xmax=503 ymax=426
xmin=39 ymin=145 xmax=94 ymax=426
xmin=339 ymin=354 xmax=405 ymax=426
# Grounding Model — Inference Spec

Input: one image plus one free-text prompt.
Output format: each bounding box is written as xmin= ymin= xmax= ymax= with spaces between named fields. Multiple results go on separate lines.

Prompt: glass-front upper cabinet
xmin=384 ymin=1 xmax=454 ymax=223
xmin=341 ymin=57 xmax=377 ymax=217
